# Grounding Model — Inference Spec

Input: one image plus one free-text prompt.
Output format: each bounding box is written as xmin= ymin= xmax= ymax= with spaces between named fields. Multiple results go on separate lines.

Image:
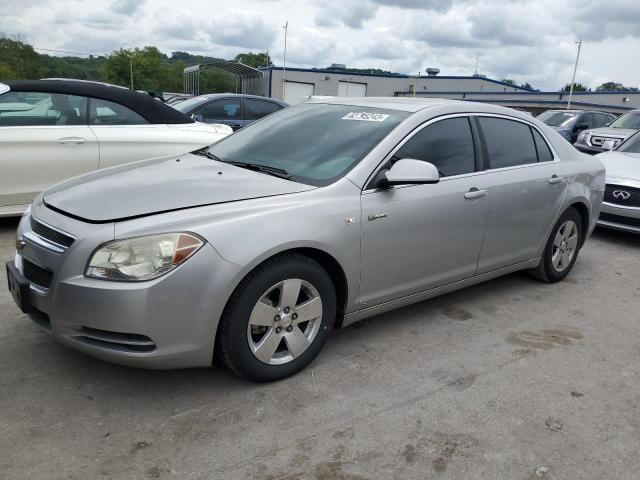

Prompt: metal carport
xmin=183 ymin=61 xmax=263 ymax=96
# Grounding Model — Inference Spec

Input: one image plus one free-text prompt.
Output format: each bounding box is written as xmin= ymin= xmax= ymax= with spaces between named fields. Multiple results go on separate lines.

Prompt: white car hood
xmin=598 ymin=151 xmax=640 ymax=182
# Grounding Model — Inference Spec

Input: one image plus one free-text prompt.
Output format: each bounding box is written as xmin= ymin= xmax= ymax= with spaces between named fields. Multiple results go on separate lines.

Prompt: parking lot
xmin=0 ymin=216 xmax=639 ymax=479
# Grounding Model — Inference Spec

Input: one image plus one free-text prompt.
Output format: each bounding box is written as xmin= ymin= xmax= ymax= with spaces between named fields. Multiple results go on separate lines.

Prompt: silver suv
xmin=574 ymin=109 xmax=640 ymax=154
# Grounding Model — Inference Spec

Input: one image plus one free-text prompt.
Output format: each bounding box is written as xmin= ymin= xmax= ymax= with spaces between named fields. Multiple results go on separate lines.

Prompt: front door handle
xmin=464 ymin=188 xmax=488 ymax=200
xmin=58 ymin=137 xmax=86 ymax=144
xmin=549 ymin=175 xmax=564 ymax=185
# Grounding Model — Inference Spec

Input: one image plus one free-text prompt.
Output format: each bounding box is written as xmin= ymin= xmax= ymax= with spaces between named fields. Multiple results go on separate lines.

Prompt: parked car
xmin=596 ymin=130 xmax=640 ymax=233
xmin=537 ymin=109 xmax=615 ymax=143
xmin=574 ymin=109 xmax=640 ymax=154
xmin=0 ymin=80 xmax=232 ymax=217
xmin=173 ymin=93 xmax=288 ymax=130
xmin=6 ymin=98 xmax=605 ymax=381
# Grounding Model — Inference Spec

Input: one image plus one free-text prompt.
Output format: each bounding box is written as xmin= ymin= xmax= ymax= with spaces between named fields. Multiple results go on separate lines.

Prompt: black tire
xmin=529 ymin=207 xmax=583 ymax=283
xmin=217 ymin=253 xmax=336 ymax=382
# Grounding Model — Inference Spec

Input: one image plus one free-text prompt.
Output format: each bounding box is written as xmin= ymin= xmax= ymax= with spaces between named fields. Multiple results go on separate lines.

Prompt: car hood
xmin=586 ymin=127 xmax=638 ymax=139
xmin=598 ymin=151 xmax=640 ymax=182
xmin=43 ymin=153 xmax=316 ymax=222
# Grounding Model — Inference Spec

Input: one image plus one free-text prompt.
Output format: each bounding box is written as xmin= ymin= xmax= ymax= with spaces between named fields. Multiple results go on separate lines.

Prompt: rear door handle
xmin=58 ymin=137 xmax=86 ymax=144
xmin=549 ymin=175 xmax=564 ymax=185
xmin=464 ymin=188 xmax=488 ymax=200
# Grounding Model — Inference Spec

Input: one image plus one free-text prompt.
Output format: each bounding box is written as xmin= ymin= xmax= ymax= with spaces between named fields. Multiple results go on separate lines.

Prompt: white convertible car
xmin=0 ymin=80 xmax=232 ymax=217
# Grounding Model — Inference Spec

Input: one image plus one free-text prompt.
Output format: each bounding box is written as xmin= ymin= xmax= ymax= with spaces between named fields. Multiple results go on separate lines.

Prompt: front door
xmin=359 ymin=116 xmax=489 ymax=308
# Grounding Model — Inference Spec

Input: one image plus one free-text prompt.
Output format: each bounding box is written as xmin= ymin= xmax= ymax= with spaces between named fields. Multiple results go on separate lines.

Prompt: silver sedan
xmin=6 ymin=98 xmax=605 ymax=381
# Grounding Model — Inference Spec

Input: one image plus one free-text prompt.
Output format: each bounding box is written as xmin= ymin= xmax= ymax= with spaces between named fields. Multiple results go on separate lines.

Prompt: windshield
xmin=172 ymin=96 xmax=206 ymax=113
xmin=207 ymin=103 xmax=408 ymax=186
xmin=619 ymin=131 xmax=640 ymax=154
xmin=537 ymin=111 xmax=578 ymax=127
xmin=609 ymin=112 xmax=640 ymax=130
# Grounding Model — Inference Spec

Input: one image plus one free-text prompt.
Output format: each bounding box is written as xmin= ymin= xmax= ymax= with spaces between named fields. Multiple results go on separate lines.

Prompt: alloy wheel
xmin=247 ymin=278 xmax=323 ymax=365
xmin=551 ymin=220 xmax=579 ymax=272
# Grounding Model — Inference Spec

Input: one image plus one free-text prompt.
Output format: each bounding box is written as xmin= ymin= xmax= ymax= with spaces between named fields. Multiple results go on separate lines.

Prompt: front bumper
xmin=9 ymin=205 xmax=243 ymax=369
xmin=597 ymin=202 xmax=640 ymax=234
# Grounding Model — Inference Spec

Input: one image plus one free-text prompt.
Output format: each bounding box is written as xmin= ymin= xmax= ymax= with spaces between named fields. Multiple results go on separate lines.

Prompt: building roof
xmin=4 ymin=79 xmax=194 ymax=124
xmin=260 ymin=66 xmax=534 ymax=92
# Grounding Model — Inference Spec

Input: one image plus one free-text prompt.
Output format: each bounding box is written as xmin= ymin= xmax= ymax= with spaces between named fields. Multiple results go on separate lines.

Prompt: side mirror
xmin=575 ymin=122 xmax=589 ymax=131
xmin=382 ymin=159 xmax=440 ymax=187
xmin=191 ymin=113 xmax=204 ymax=122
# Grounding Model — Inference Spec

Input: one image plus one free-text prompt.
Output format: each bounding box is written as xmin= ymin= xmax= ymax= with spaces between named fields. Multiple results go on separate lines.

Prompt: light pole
xmin=567 ymin=39 xmax=582 ymax=109
xmin=129 ymin=51 xmax=134 ymax=90
xmin=282 ymin=21 xmax=288 ymax=101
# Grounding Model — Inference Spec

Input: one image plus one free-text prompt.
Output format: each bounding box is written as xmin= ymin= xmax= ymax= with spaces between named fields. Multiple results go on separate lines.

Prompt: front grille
xmin=30 ymin=217 xmax=75 ymax=249
xmin=599 ymin=212 xmax=640 ymax=228
xmin=604 ymin=184 xmax=640 ymax=207
xmin=23 ymin=259 xmax=53 ymax=288
xmin=72 ymin=327 xmax=156 ymax=353
xmin=590 ymin=135 xmax=621 ymax=148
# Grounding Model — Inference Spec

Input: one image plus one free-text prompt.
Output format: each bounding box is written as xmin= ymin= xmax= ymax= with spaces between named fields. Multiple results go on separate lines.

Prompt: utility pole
xmin=567 ymin=39 xmax=582 ymax=109
xmin=282 ymin=21 xmax=288 ymax=101
xmin=129 ymin=52 xmax=134 ymax=90
xmin=474 ymin=52 xmax=480 ymax=76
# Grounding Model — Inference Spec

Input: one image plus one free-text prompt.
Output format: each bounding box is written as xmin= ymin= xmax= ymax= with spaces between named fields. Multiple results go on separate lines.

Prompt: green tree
xmin=0 ymin=35 xmax=40 ymax=79
xmin=500 ymin=78 xmax=516 ymax=86
xmin=596 ymin=81 xmax=638 ymax=92
xmin=562 ymin=82 xmax=589 ymax=92
xmin=0 ymin=61 xmax=17 ymax=80
xmin=101 ymin=46 xmax=168 ymax=90
xmin=234 ymin=52 xmax=272 ymax=68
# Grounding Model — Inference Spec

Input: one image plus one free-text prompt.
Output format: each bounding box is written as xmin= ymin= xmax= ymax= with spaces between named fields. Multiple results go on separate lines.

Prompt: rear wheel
xmin=217 ymin=254 xmax=336 ymax=382
xmin=529 ymin=207 xmax=583 ymax=283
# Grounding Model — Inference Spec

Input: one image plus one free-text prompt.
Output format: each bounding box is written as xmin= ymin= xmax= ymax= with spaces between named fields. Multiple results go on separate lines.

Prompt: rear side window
xmin=89 ymin=98 xmax=147 ymax=125
xmin=394 ymin=117 xmax=476 ymax=177
xmin=532 ymin=129 xmax=554 ymax=162
xmin=0 ymin=91 xmax=87 ymax=126
xmin=479 ymin=117 xmax=537 ymax=169
xmin=196 ymin=99 xmax=242 ymax=120
xmin=245 ymin=99 xmax=281 ymax=121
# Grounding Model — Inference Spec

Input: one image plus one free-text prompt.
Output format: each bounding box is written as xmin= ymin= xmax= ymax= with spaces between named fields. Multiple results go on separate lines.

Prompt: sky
xmin=2 ymin=0 xmax=640 ymax=91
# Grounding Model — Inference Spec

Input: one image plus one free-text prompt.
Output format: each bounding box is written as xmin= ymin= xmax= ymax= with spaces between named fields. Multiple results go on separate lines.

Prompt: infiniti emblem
xmin=612 ymin=190 xmax=631 ymax=200
xmin=16 ymin=236 xmax=26 ymax=251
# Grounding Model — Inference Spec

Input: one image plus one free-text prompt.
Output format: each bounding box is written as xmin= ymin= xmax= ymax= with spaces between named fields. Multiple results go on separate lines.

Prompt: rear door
xmin=192 ymin=98 xmax=244 ymax=130
xmin=0 ymin=91 xmax=99 ymax=209
xmin=476 ymin=116 xmax=567 ymax=273
xmin=244 ymin=98 xmax=282 ymax=126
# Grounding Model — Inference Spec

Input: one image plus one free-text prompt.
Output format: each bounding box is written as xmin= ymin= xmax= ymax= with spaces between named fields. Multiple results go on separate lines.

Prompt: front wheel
xmin=529 ymin=207 xmax=583 ymax=283
xmin=217 ymin=253 xmax=336 ymax=382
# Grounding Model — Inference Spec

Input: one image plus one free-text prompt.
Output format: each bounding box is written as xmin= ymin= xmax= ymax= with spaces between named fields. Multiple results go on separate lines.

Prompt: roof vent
xmin=426 ymin=68 xmax=440 ymax=76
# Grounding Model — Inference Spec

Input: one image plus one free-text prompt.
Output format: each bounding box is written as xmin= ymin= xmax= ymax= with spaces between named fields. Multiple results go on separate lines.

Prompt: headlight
xmin=86 ymin=233 xmax=204 ymax=281
xmin=578 ymin=131 xmax=588 ymax=142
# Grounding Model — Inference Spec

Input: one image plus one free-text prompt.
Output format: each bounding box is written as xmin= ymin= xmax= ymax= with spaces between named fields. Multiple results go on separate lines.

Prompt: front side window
xmin=208 ymin=103 xmax=408 ymax=186
xmin=479 ymin=117 xmax=538 ymax=169
xmin=0 ymin=91 xmax=87 ymax=126
xmin=89 ymin=98 xmax=147 ymax=125
xmin=245 ymin=99 xmax=280 ymax=120
xmin=394 ymin=117 xmax=476 ymax=177
xmin=196 ymin=99 xmax=242 ymax=121
xmin=610 ymin=112 xmax=640 ymax=130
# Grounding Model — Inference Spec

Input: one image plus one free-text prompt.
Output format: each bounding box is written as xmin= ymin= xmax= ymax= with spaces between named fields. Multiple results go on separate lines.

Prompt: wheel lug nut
xmin=286 ymin=326 xmax=293 ymax=332
xmin=284 ymin=307 xmax=290 ymax=314
xmin=292 ymin=313 xmax=298 ymax=320
xmin=274 ymin=315 xmax=280 ymax=322
xmin=275 ymin=327 xmax=282 ymax=334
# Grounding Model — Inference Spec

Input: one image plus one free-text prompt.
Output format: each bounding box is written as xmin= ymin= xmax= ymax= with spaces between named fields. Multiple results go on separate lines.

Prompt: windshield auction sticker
xmin=342 ymin=112 xmax=389 ymax=122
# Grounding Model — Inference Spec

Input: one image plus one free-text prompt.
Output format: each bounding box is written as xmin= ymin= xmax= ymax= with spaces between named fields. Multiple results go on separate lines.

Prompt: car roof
xmin=193 ymin=93 xmax=288 ymax=105
xmin=2 ymin=79 xmax=194 ymax=124
xmin=304 ymin=96 xmax=457 ymax=112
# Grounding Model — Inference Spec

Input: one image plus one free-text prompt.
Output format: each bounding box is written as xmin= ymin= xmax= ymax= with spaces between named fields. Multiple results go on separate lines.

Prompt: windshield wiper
xmin=197 ymin=150 xmax=295 ymax=181
xmin=227 ymin=161 xmax=295 ymax=181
